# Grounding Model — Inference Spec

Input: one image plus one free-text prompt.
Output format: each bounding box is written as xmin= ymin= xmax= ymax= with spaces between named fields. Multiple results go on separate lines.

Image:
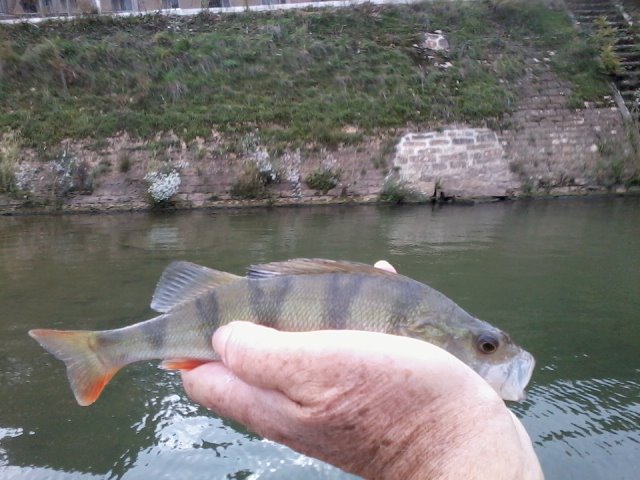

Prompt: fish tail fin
xmin=29 ymin=329 xmax=120 ymax=406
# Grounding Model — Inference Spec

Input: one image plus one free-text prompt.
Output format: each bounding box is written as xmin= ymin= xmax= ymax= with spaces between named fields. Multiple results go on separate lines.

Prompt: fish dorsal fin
xmin=247 ymin=258 xmax=397 ymax=279
xmin=151 ymin=261 xmax=241 ymax=313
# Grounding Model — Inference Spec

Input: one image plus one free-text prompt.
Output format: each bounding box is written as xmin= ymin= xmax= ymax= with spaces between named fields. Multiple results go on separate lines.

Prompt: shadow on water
xmin=0 ymin=198 xmax=639 ymax=479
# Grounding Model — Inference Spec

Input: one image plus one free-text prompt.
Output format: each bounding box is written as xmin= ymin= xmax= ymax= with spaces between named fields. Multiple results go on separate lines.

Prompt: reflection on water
xmin=384 ymin=204 xmax=506 ymax=254
xmin=0 ymin=198 xmax=639 ymax=479
xmin=519 ymin=379 xmax=640 ymax=480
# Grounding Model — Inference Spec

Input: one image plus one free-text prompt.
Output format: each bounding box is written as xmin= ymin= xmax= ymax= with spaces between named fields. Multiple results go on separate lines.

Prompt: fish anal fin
xmin=160 ymin=358 xmax=209 ymax=371
xmin=151 ymin=261 xmax=242 ymax=313
xmin=248 ymin=258 xmax=398 ymax=279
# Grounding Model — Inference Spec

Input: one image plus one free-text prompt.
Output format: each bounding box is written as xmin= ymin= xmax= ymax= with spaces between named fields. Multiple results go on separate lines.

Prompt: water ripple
xmin=518 ymin=378 xmax=640 ymax=479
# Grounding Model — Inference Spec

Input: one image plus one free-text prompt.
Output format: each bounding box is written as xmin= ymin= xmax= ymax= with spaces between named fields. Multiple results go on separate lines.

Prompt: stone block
xmin=476 ymin=133 xmax=497 ymax=142
xmin=449 ymin=160 xmax=469 ymax=169
xmin=429 ymin=139 xmax=451 ymax=146
xmin=414 ymin=180 xmax=436 ymax=194
xmin=429 ymin=162 xmax=448 ymax=171
xmin=452 ymin=137 xmax=475 ymax=145
xmin=439 ymin=152 xmax=467 ymax=162
xmin=421 ymin=32 xmax=449 ymax=51
xmin=411 ymin=133 xmax=435 ymax=140
xmin=415 ymin=147 xmax=443 ymax=156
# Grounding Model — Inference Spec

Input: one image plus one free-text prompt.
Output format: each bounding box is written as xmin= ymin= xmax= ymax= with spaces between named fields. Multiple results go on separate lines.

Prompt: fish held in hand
xmin=29 ymin=259 xmax=535 ymax=406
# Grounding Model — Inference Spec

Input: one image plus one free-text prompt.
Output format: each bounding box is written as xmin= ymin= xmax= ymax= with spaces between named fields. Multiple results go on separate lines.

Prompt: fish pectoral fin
xmin=247 ymin=258 xmax=398 ymax=279
xmin=151 ymin=261 xmax=242 ymax=313
xmin=159 ymin=358 xmax=210 ymax=371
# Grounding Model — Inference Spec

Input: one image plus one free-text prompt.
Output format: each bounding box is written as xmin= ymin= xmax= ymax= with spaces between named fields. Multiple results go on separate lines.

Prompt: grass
xmin=0 ymin=131 xmax=20 ymax=194
xmin=0 ymin=1 xmax=611 ymax=151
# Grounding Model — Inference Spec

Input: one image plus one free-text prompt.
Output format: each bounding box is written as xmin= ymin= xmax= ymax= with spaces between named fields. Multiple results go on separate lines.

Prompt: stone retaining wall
xmin=501 ymin=70 xmax=631 ymax=192
xmin=392 ymin=128 xmax=517 ymax=198
xmin=389 ymin=67 xmax=632 ymax=199
xmin=0 ymin=66 xmax=635 ymax=213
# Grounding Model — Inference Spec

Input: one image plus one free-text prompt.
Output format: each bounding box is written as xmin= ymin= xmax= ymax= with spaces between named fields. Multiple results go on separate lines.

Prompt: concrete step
xmin=615 ymin=69 xmax=640 ymax=77
xmin=618 ymin=77 xmax=640 ymax=88
xmin=614 ymin=43 xmax=640 ymax=51
xmin=565 ymin=0 xmax=617 ymax=8
xmin=615 ymin=35 xmax=637 ymax=45
xmin=616 ymin=50 xmax=640 ymax=61
xmin=566 ymin=0 xmax=640 ymax=123
xmin=572 ymin=11 xmax=621 ymax=20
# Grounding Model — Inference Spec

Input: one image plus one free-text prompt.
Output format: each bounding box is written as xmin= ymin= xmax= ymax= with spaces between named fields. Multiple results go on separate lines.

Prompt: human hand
xmin=181 ymin=322 xmax=543 ymax=480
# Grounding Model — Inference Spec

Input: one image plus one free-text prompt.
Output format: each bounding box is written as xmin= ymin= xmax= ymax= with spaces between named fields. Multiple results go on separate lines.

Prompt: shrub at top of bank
xmin=0 ymin=1 xmax=610 ymax=149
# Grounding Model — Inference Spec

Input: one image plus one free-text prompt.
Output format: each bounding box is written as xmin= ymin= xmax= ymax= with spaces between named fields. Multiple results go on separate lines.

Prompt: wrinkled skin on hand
xmin=181 ymin=322 xmax=543 ymax=480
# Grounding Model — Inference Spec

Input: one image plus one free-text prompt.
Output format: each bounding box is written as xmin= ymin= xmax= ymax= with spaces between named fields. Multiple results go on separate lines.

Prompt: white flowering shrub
xmin=144 ymin=170 xmax=181 ymax=204
xmin=241 ymin=132 xmax=279 ymax=184
xmin=255 ymin=149 xmax=278 ymax=184
xmin=50 ymin=150 xmax=76 ymax=196
xmin=15 ymin=163 xmax=36 ymax=192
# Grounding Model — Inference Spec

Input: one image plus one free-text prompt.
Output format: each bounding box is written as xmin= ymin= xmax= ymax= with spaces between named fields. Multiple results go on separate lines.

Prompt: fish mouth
xmin=481 ymin=349 xmax=535 ymax=402
xmin=497 ymin=350 xmax=535 ymax=402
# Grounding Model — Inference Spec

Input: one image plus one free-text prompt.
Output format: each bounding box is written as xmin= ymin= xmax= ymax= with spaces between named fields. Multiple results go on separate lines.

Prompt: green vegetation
xmin=305 ymin=167 xmax=341 ymax=193
xmin=118 ymin=153 xmax=132 ymax=173
xmin=593 ymin=16 xmax=622 ymax=75
xmin=0 ymin=1 xmax=611 ymax=152
xmin=231 ymin=163 xmax=269 ymax=199
xmin=379 ymin=177 xmax=424 ymax=204
xmin=595 ymin=124 xmax=640 ymax=188
xmin=0 ymin=131 xmax=20 ymax=194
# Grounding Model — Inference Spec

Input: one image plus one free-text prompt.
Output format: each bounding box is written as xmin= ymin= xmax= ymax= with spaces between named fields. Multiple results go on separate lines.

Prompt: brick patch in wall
xmin=392 ymin=127 xmax=518 ymax=198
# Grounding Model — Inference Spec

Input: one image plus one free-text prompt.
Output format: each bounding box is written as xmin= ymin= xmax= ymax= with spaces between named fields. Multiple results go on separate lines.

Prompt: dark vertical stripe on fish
xmin=248 ymin=276 xmax=292 ymax=328
xmin=142 ymin=316 xmax=166 ymax=351
xmin=388 ymin=280 xmax=425 ymax=332
xmin=196 ymin=292 xmax=218 ymax=344
xmin=97 ymin=327 xmax=124 ymax=349
xmin=325 ymin=273 xmax=362 ymax=329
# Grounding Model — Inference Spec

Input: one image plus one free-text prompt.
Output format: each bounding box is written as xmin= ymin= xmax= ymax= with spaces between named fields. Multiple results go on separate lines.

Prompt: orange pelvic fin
xmin=159 ymin=358 xmax=209 ymax=371
xmin=29 ymin=329 xmax=120 ymax=406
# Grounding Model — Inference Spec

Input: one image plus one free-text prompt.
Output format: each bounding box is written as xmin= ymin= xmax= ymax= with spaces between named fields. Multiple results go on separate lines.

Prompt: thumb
xmin=212 ymin=321 xmax=303 ymax=392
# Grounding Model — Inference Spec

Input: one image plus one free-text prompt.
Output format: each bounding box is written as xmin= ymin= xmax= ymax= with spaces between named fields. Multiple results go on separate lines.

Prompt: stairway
xmin=564 ymin=0 xmax=640 ymax=116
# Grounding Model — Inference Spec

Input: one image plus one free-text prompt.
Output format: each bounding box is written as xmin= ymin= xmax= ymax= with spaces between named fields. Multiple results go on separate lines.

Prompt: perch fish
xmin=29 ymin=259 xmax=535 ymax=406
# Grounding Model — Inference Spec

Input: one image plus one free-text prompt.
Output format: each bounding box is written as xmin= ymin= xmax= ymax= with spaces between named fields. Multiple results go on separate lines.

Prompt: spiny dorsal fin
xmin=151 ymin=261 xmax=241 ymax=313
xmin=247 ymin=258 xmax=397 ymax=279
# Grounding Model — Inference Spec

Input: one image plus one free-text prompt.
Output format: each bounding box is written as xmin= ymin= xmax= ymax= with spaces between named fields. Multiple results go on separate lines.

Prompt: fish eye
xmin=476 ymin=334 xmax=499 ymax=354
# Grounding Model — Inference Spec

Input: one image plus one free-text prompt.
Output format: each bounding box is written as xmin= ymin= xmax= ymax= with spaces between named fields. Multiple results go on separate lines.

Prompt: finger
xmin=212 ymin=321 xmax=319 ymax=394
xmin=374 ymin=260 xmax=397 ymax=273
xmin=181 ymin=362 xmax=298 ymax=442
xmin=212 ymin=321 xmax=460 ymax=398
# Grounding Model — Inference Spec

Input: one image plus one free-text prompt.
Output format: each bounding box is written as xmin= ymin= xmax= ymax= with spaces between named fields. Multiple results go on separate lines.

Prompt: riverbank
xmin=3 ymin=183 xmax=640 ymax=216
xmin=1 ymin=1 xmax=639 ymax=214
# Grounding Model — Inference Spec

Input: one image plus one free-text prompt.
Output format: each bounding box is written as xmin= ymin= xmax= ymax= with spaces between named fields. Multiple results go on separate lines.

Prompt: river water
xmin=0 ymin=197 xmax=638 ymax=479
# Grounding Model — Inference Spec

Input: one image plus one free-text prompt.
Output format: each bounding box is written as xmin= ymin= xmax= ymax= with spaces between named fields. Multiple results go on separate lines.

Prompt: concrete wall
xmin=2 ymin=0 xmax=306 ymax=16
